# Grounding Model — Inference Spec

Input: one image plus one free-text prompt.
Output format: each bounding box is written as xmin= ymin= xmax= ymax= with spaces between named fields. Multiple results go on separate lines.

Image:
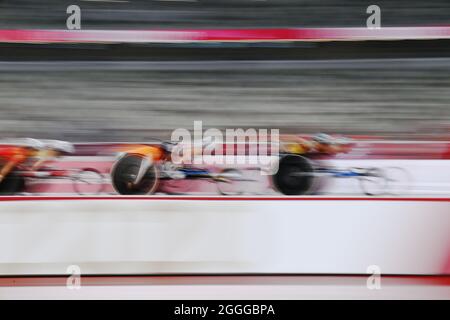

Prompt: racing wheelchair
xmin=110 ymin=142 xmax=250 ymax=196
xmin=272 ymin=154 xmax=410 ymax=196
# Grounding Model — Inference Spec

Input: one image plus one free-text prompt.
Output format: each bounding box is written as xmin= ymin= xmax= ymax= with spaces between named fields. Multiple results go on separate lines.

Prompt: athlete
xmin=32 ymin=140 xmax=75 ymax=169
xmin=0 ymin=138 xmax=42 ymax=184
xmin=280 ymin=133 xmax=353 ymax=155
xmin=112 ymin=136 xmax=216 ymax=184
xmin=0 ymin=138 xmax=74 ymax=184
xmin=114 ymin=136 xmax=215 ymax=164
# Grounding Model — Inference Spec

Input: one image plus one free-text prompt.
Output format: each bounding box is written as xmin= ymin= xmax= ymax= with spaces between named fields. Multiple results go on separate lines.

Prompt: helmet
xmin=161 ymin=141 xmax=176 ymax=152
xmin=334 ymin=136 xmax=353 ymax=146
xmin=43 ymin=140 xmax=75 ymax=154
xmin=23 ymin=138 xmax=45 ymax=149
xmin=312 ymin=133 xmax=335 ymax=145
xmin=0 ymin=138 xmax=45 ymax=149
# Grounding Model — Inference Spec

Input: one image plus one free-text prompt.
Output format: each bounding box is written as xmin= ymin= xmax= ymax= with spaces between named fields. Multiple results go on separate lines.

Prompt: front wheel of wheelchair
xmin=272 ymin=155 xmax=315 ymax=195
xmin=358 ymin=168 xmax=387 ymax=196
xmin=72 ymin=168 xmax=105 ymax=195
xmin=216 ymin=168 xmax=245 ymax=196
xmin=383 ymin=167 xmax=412 ymax=196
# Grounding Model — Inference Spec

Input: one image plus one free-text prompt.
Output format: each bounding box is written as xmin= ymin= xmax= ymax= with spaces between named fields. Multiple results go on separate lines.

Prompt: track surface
xmin=0 ymin=275 xmax=449 ymax=299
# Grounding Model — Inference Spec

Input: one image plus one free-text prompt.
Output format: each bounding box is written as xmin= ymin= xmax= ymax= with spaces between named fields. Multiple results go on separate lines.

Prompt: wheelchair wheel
xmin=216 ymin=168 xmax=244 ymax=196
xmin=272 ymin=155 xmax=315 ymax=195
xmin=0 ymin=173 xmax=25 ymax=195
xmin=111 ymin=154 xmax=159 ymax=195
xmin=359 ymin=168 xmax=387 ymax=196
xmin=384 ymin=167 xmax=412 ymax=195
xmin=73 ymin=168 xmax=105 ymax=195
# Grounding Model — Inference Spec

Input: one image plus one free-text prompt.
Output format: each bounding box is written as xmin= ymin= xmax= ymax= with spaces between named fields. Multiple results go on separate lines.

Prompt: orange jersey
xmin=115 ymin=144 xmax=165 ymax=162
xmin=0 ymin=146 xmax=33 ymax=164
xmin=280 ymin=135 xmax=314 ymax=154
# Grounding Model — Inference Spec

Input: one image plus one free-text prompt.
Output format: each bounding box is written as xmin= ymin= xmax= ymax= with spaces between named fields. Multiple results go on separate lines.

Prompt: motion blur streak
xmin=0 ymin=276 xmax=449 ymax=300
xmin=0 ymin=0 xmax=449 ymax=299
xmin=1 ymin=0 xmax=449 ymax=29
xmin=0 ymin=199 xmax=448 ymax=275
xmin=0 ymin=59 xmax=449 ymax=141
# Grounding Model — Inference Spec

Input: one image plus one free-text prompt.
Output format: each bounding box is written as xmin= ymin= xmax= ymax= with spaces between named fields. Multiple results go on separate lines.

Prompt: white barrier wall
xmin=30 ymin=157 xmax=450 ymax=196
xmin=0 ymin=198 xmax=448 ymax=275
xmin=321 ymin=160 xmax=450 ymax=196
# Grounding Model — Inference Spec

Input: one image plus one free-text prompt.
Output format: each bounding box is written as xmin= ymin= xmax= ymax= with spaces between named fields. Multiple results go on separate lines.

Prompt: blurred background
xmin=0 ymin=2 xmax=449 ymax=293
xmin=1 ymin=0 xmax=450 ymax=28
xmin=0 ymin=0 xmax=449 ymax=141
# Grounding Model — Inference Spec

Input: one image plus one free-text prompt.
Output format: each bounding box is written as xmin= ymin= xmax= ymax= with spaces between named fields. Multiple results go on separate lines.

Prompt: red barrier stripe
xmin=0 ymin=27 xmax=450 ymax=43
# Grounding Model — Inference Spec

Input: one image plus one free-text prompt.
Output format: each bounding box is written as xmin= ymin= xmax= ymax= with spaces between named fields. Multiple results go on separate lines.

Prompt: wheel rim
xmin=217 ymin=169 xmax=243 ymax=195
xmin=73 ymin=169 xmax=104 ymax=195
xmin=359 ymin=169 xmax=387 ymax=196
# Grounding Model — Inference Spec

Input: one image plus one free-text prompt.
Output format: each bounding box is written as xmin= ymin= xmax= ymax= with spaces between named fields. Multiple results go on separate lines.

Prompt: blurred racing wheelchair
xmin=272 ymin=134 xmax=410 ymax=196
xmin=110 ymin=141 xmax=251 ymax=196
xmin=272 ymin=154 xmax=410 ymax=196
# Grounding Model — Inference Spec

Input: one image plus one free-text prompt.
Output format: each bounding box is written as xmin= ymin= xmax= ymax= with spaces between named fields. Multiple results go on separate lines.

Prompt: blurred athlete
xmin=0 ymin=138 xmax=74 ymax=183
xmin=31 ymin=140 xmax=75 ymax=169
xmin=280 ymin=133 xmax=353 ymax=155
xmin=114 ymin=136 xmax=215 ymax=165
